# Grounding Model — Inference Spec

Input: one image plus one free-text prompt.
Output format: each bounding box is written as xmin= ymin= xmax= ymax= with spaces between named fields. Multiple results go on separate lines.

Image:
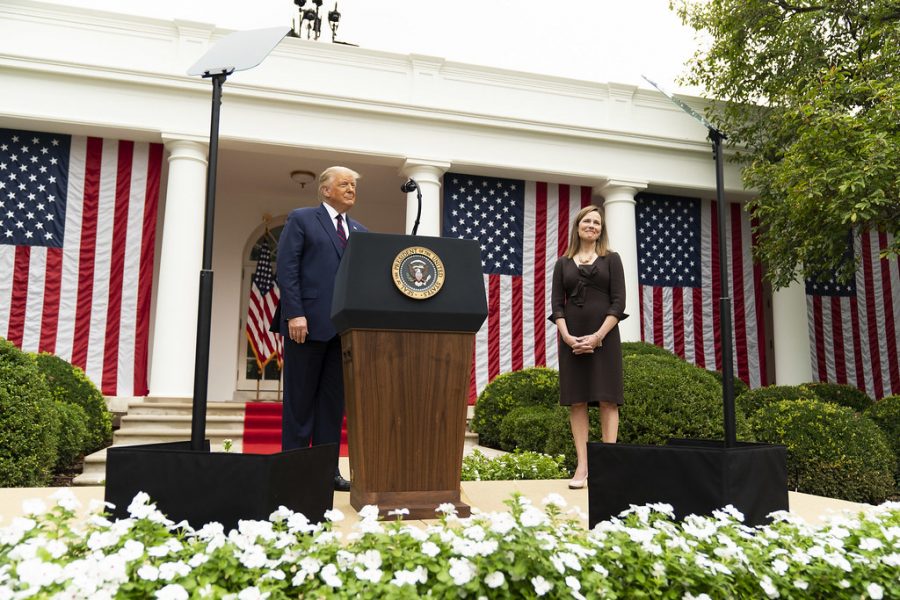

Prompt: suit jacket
xmin=274 ymin=204 xmax=367 ymax=341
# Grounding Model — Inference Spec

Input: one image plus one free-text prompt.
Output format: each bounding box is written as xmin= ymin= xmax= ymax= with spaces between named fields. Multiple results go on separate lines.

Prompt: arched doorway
xmin=237 ymin=219 xmax=286 ymax=397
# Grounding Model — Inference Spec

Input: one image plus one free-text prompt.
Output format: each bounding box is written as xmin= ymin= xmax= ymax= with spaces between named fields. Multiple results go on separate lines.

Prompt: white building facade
xmin=0 ymin=0 xmax=816 ymax=403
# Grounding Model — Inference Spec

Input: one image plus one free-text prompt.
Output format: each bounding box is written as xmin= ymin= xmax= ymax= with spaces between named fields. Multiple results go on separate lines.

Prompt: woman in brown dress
xmin=549 ymin=205 xmax=627 ymax=489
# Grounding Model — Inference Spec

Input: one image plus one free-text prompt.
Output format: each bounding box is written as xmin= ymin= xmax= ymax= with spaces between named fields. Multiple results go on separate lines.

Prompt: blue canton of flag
xmin=636 ymin=194 xmax=701 ymax=287
xmin=253 ymin=241 xmax=275 ymax=295
xmin=805 ymin=275 xmax=856 ymax=297
xmin=441 ymin=174 xmax=524 ymax=276
xmin=0 ymin=130 xmax=69 ymax=248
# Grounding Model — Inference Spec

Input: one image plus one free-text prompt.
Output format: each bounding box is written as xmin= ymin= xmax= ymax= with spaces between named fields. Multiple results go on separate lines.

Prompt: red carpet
xmin=242 ymin=402 xmax=348 ymax=456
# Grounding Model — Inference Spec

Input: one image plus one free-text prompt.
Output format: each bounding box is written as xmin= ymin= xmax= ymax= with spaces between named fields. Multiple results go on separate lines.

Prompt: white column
xmin=400 ymin=158 xmax=451 ymax=237
xmin=149 ymin=138 xmax=208 ymax=398
xmin=772 ymin=277 xmax=813 ymax=385
xmin=598 ymin=179 xmax=647 ymax=342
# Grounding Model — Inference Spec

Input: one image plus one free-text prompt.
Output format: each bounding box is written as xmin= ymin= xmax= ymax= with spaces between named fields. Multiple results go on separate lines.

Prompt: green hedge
xmin=806 ymin=381 xmax=875 ymax=412
xmin=461 ymin=449 xmax=568 ymax=481
xmin=708 ymin=370 xmax=751 ymax=398
xmin=470 ymin=367 xmax=558 ymax=449
xmin=864 ymin=395 xmax=900 ymax=488
xmin=34 ymin=352 xmax=112 ymax=453
xmin=619 ymin=354 xmax=752 ymax=444
xmin=53 ymin=401 xmax=89 ymax=472
xmin=0 ymin=339 xmax=58 ymax=487
xmin=620 ymin=341 xmax=679 ymax=360
xmin=751 ymin=399 xmax=895 ymax=504
xmin=736 ymin=384 xmax=815 ymax=417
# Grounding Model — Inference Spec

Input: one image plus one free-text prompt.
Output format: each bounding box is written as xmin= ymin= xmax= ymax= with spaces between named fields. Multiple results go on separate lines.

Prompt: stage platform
xmin=0 ymin=459 xmax=870 ymax=535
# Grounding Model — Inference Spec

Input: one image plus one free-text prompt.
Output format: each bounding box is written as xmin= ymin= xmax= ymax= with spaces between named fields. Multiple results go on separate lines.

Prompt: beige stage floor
xmin=0 ymin=457 xmax=871 ymax=534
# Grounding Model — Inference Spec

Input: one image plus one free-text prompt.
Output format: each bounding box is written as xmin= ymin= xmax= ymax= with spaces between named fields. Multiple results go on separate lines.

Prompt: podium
xmin=331 ymin=232 xmax=487 ymax=518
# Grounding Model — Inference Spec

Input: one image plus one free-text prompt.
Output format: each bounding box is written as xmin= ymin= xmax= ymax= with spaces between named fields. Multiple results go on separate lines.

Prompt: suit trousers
xmin=281 ymin=335 xmax=345 ymax=461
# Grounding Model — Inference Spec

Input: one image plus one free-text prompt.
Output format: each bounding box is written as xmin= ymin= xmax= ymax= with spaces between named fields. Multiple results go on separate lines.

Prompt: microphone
xmin=401 ymin=178 xmax=423 ymax=236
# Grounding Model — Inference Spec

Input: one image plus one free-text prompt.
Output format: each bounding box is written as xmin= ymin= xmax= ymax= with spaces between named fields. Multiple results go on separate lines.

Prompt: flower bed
xmin=1 ymin=490 xmax=898 ymax=599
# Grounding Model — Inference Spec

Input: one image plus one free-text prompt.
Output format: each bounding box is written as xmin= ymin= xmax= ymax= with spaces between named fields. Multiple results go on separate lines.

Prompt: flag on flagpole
xmin=442 ymin=173 xmax=593 ymax=402
xmin=806 ymin=231 xmax=899 ymax=399
xmin=245 ymin=239 xmax=281 ymax=371
xmin=0 ymin=127 xmax=162 ymax=396
xmin=636 ymin=193 xmax=768 ymax=388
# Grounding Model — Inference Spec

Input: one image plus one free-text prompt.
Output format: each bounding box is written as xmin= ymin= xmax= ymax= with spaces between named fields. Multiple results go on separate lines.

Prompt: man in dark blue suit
xmin=275 ymin=166 xmax=367 ymax=492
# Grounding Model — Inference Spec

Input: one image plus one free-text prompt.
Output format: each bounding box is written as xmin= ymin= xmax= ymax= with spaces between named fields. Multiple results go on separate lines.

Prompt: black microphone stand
xmin=401 ymin=179 xmax=423 ymax=236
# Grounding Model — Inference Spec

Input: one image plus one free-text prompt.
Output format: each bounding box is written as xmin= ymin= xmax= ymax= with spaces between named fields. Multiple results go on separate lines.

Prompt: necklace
xmin=575 ymin=252 xmax=596 ymax=265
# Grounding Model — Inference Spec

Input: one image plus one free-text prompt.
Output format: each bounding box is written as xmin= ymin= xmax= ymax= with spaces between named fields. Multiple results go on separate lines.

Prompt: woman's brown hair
xmin=564 ymin=204 xmax=610 ymax=259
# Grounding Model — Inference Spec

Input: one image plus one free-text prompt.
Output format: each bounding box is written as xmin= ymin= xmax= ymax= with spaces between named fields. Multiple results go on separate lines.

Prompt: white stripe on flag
xmin=0 ymin=248 xmax=13 ymax=337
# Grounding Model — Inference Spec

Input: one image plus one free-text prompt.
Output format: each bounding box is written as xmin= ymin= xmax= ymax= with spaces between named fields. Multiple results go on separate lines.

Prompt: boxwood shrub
xmin=864 ymin=395 xmax=900 ymax=488
xmin=751 ymin=399 xmax=895 ymax=504
xmin=34 ymin=352 xmax=112 ymax=453
xmin=708 ymin=370 xmax=750 ymax=398
xmin=53 ymin=400 xmax=89 ymax=472
xmin=736 ymin=384 xmax=815 ymax=418
xmin=619 ymin=354 xmax=752 ymax=445
xmin=0 ymin=339 xmax=58 ymax=487
xmin=620 ymin=341 xmax=679 ymax=360
xmin=471 ymin=367 xmax=558 ymax=449
xmin=806 ymin=381 xmax=874 ymax=412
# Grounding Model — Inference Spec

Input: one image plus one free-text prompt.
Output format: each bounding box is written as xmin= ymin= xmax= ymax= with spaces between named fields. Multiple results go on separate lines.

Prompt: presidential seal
xmin=392 ymin=246 xmax=445 ymax=299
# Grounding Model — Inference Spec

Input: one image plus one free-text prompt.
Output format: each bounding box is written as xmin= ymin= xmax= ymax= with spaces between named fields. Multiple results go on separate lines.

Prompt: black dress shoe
xmin=333 ymin=474 xmax=351 ymax=492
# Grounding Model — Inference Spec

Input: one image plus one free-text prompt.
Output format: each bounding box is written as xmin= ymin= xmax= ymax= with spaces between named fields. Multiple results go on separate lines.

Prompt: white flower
xmin=859 ymin=537 xmax=884 ymax=551
xmin=683 ymin=594 xmax=712 ymax=600
xmin=839 ymin=580 xmax=851 ymax=589
xmin=116 ymin=539 xmax=144 ymax=561
xmin=87 ymin=530 xmax=120 ymax=551
xmin=542 ymin=493 xmax=567 ymax=508
xmin=388 ymin=508 xmax=410 ymax=517
xmin=195 ymin=521 xmax=225 ymax=540
xmin=127 ymin=492 xmax=153 ymax=518
xmin=771 ymin=558 xmax=789 ymax=576
xmin=269 ymin=506 xmax=293 ymax=522
xmin=436 ymin=503 xmax=458 ymax=516
xmin=287 ymin=512 xmax=315 ymax=534
xmin=158 ymin=561 xmax=191 ymax=581
xmin=520 ymin=507 xmax=547 ymax=527
xmin=485 ymin=571 xmax=505 ymax=589
xmin=189 ymin=553 xmax=210 ymax=568
xmin=882 ymin=553 xmax=900 ymax=567
xmin=531 ymin=575 xmax=552 ymax=596
xmin=464 ymin=525 xmax=486 ymax=541
xmin=391 ymin=566 xmax=428 ymax=586
xmin=238 ymin=520 xmax=275 ymax=542
xmin=237 ymin=586 xmax=270 ymax=600
xmin=356 ymin=550 xmax=382 ymax=570
xmin=713 ymin=505 xmax=745 ymax=522
xmin=448 ymin=557 xmax=476 ymax=585
xmin=320 ymin=563 xmax=342 ymax=588
xmin=488 ymin=513 xmax=516 ymax=535
xmin=324 ymin=509 xmax=345 ymax=523
xmin=593 ymin=564 xmax=609 ymax=577
xmin=421 ymin=541 xmax=441 ymax=557
xmin=867 ymin=583 xmax=884 ymax=600
xmin=624 ymin=527 xmax=655 ymax=544
xmin=155 ymin=584 xmax=189 ymax=600
xmin=138 ymin=565 xmax=159 ymax=582
xmin=21 ymin=498 xmax=47 ymax=516
xmin=45 ymin=539 xmax=68 ymax=559
xmin=16 ymin=558 xmax=63 ymax=589
xmin=354 ymin=566 xmax=383 ymax=583
xmin=565 ymin=575 xmax=582 ymax=593
xmin=793 ymin=580 xmax=808 ymax=590
xmin=50 ymin=488 xmax=82 ymax=512
xmin=238 ymin=547 xmax=269 ymax=569
xmin=759 ymin=575 xmax=779 ymax=599
xmin=357 ymin=505 xmax=380 ymax=521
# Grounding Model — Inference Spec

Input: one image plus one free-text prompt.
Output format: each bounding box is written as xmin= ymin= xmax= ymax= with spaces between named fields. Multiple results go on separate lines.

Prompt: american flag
xmin=245 ymin=239 xmax=281 ymax=370
xmin=636 ymin=193 xmax=768 ymax=388
xmin=0 ymin=127 xmax=162 ymax=396
xmin=806 ymin=231 xmax=899 ymax=399
xmin=442 ymin=173 xmax=593 ymax=402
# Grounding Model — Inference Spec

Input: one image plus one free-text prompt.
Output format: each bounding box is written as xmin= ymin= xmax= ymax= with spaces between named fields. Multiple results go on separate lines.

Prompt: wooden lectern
xmin=331 ymin=233 xmax=487 ymax=519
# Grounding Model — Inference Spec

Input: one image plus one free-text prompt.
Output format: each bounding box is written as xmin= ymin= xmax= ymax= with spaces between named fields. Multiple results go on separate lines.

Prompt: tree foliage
xmin=673 ymin=0 xmax=900 ymax=288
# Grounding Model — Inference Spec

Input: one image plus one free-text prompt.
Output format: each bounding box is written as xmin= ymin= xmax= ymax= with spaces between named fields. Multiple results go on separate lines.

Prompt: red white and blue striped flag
xmin=442 ymin=173 xmax=593 ymax=402
xmin=636 ymin=193 xmax=768 ymax=388
xmin=245 ymin=239 xmax=281 ymax=370
xmin=806 ymin=231 xmax=899 ymax=399
xmin=0 ymin=127 xmax=162 ymax=396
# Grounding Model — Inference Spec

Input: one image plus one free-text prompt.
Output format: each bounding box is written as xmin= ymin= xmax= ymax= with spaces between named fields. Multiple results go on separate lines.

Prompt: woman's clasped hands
xmin=564 ymin=332 xmax=602 ymax=355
